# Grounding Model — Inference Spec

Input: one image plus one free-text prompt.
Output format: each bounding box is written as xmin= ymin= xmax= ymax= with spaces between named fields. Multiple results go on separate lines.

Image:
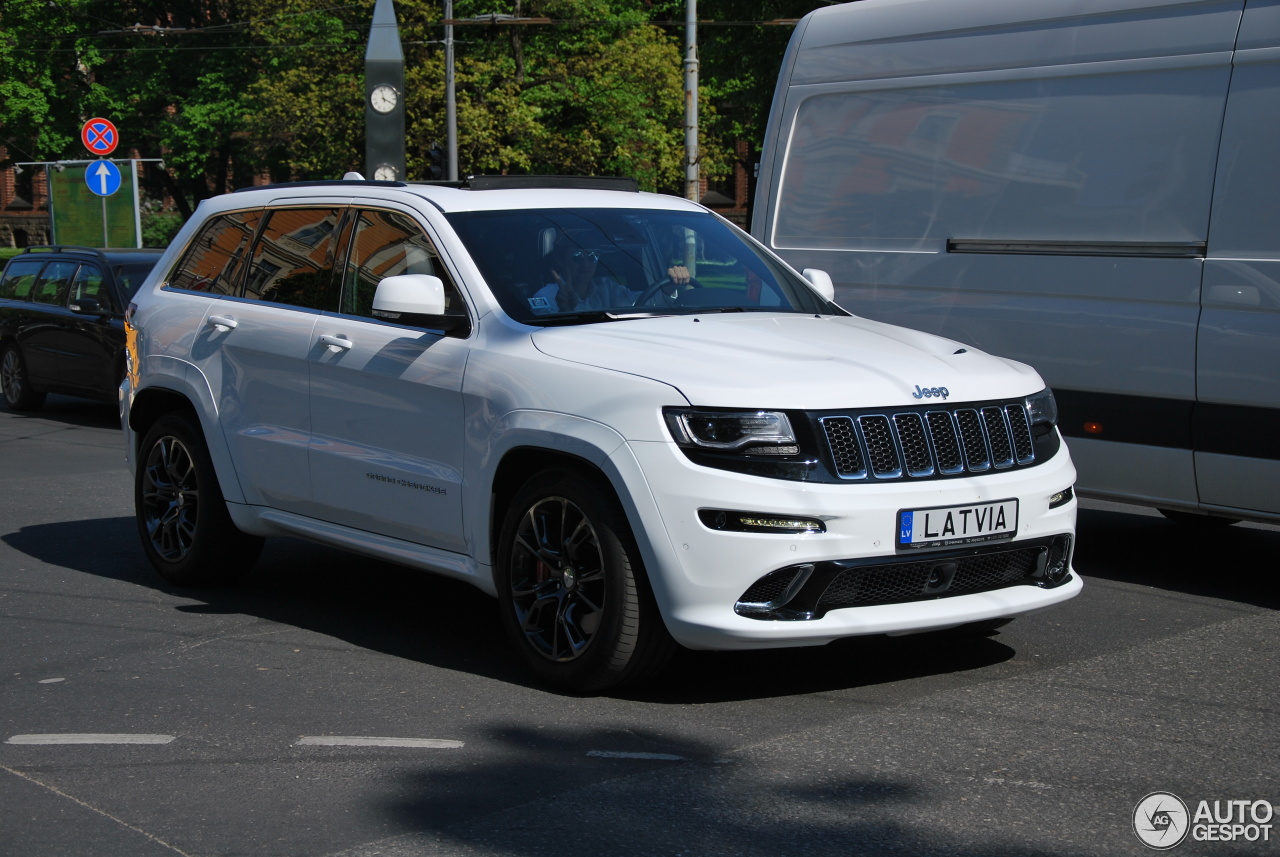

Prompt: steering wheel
xmin=632 ymin=275 xmax=703 ymax=307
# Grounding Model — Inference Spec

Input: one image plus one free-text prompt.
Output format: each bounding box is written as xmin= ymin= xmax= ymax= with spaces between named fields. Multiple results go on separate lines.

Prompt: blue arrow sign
xmin=85 ymin=160 xmax=122 ymax=197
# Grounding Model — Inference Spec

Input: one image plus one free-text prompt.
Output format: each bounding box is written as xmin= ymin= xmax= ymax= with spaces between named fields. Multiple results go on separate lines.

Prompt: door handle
xmin=207 ymin=315 xmax=238 ymax=331
xmin=319 ymin=334 xmax=353 ymax=351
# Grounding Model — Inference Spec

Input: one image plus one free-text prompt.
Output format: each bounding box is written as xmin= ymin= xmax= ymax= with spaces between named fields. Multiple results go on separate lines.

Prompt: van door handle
xmin=207 ymin=315 xmax=238 ymax=331
xmin=319 ymin=334 xmax=353 ymax=351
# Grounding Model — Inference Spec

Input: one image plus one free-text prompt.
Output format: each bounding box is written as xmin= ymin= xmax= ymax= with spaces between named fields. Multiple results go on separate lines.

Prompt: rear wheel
xmin=135 ymin=413 xmax=263 ymax=586
xmin=1 ymin=344 xmax=46 ymax=412
xmin=496 ymin=469 xmax=677 ymax=692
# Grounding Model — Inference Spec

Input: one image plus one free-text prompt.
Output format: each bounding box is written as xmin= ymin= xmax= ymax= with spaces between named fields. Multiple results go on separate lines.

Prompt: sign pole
xmin=131 ymin=160 xmax=142 ymax=247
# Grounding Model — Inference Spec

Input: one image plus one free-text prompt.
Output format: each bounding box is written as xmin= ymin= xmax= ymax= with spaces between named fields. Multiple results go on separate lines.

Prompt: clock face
xmin=373 ymin=163 xmax=398 ymax=181
xmin=370 ymin=84 xmax=398 ymax=114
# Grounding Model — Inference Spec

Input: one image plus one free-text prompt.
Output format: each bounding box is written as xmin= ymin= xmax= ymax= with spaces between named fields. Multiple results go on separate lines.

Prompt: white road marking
xmin=6 ymin=734 xmax=176 ymax=745
xmin=295 ymin=736 xmax=464 ymax=748
xmin=586 ymin=750 xmax=686 ymax=761
xmin=38 ymin=678 xmax=65 ymax=684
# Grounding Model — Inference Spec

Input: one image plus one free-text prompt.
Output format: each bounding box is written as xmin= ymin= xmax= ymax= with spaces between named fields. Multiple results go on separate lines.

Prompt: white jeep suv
xmin=123 ymin=175 xmax=1081 ymax=691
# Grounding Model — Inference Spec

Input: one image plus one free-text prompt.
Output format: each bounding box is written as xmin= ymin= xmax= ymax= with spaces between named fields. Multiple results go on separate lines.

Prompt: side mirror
xmin=372 ymin=274 xmax=468 ymax=335
xmin=69 ymin=296 xmax=111 ymax=316
xmin=802 ymin=268 xmax=836 ymax=302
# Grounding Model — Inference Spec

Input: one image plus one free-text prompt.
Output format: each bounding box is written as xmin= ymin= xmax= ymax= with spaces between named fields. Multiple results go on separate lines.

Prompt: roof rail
xmin=18 ymin=245 xmax=105 ymax=255
xmin=233 ymin=179 xmax=407 ymax=193
xmin=459 ymin=175 xmax=639 ymax=192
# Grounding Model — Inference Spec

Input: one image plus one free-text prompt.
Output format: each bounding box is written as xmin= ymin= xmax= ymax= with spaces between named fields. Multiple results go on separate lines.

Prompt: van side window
xmin=32 ymin=261 xmax=78 ymax=306
xmin=776 ymin=69 xmax=1225 ymax=249
xmin=243 ymin=208 xmax=342 ymax=309
xmin=339 ymin=209 xmax=464 ymax=322
xmin=170 ymin=209 xmax=263 ymax=294
xmin=1208 ymin=62 xmax=1280 ymax=258
xmin=0 ymin=258 xmax=44 ymax=300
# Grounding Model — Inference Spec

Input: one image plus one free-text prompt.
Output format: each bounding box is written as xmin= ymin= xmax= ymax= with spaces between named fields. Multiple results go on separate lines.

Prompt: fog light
xmin=1048 ymin=486 xmax=1074 ymax=509
xmin=699 ymin=509 xmax=826 ymax=534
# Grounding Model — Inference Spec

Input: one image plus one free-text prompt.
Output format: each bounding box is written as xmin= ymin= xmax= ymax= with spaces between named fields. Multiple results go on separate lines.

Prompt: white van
xmin=754 ymin=0 xmax=1280 ymax=525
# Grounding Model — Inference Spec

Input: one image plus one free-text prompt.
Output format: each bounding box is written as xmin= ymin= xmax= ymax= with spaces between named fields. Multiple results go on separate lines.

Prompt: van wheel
xmin=1157 ymin=509 xmax=1240 ymax=527
xmin=136 ymin=413 xmax=263 ymax=586
xmin=496 ymin=470 xmax=676 ymax=692
xmin=1 ymin=344 xmax=46 ymax=412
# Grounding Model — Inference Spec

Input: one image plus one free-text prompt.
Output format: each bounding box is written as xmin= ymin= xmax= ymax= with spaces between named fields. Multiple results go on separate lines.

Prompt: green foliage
xmin=141 ymin=208 xmax=186 ymax=248
xmin=1 ymin=0 xmax=834 ymax=205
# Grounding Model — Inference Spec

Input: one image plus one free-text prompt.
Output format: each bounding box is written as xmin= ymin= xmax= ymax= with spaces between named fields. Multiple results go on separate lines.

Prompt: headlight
xmin=664 ymin=408 xmax=798 ymax=454
xmin=1025 ymin=388 xmax=1058 ymax=426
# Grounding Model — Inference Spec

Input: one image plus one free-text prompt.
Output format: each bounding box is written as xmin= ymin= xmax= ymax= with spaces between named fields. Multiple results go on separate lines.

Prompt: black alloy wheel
xmin=1 ymin=344 xmax=46 ymax=411
xmin=497 ymin=469 xmax=676 ymax=692
xmin=136 ymin=413 xmax=262 ymax=586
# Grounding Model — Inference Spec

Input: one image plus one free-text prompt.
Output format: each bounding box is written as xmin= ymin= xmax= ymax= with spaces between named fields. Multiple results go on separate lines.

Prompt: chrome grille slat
xmin=819 ymin=398 xmax=1041 ymax=482
xmin=982 ymin=406 xmax=1015 ymax=468
xmin=926 ymin=411 xmax=965 ymax=474
xmin=1006 ymin=404 xmax=1035 ymax=463
xmin=859 ymin=415 xmax=902 ymax=478
xmin=893 ymin=413 xmax=934 ymax=477
xmin=820 ymin=416 xmax=867 ymax=479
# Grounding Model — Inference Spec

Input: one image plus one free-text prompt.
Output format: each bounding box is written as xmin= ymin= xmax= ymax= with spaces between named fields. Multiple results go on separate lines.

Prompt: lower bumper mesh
xmin=735 ymin=535 xmax=1073 ymax=620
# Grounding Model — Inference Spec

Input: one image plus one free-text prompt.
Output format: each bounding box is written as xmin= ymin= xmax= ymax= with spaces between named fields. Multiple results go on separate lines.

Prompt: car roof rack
xmin=234 ymin=179 xmax=409 ymax=193
xmin=458 ymin=175 xmax=639 ymax=192
xmin=233 ymin=174 xmax=638 ymax=194
xmin=17 ymin=245 xmax=104 ymax=255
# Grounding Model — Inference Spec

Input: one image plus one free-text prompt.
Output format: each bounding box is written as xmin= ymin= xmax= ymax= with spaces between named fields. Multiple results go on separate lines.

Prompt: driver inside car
xmin=528 ymin=235 xmax=691 ymax=314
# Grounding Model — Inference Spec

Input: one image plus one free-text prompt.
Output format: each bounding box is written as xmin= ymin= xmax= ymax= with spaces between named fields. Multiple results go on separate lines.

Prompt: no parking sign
xmin=81 ymin=118 xmax=119 ymax=156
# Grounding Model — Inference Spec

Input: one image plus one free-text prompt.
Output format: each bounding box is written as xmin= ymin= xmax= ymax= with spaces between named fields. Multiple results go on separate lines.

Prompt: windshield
xmin=445 ymin=208 xmax=834 ymax=324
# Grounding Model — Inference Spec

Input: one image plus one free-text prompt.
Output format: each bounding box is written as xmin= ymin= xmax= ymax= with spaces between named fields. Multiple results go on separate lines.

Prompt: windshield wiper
xmin=530 ymin=310 xmax=676 ymax=326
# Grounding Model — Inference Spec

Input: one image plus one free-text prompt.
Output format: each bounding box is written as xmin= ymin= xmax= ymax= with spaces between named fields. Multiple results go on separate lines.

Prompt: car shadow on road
xmin=3 ymin=395 xmax=120 ymax=430
xmin=3 ymin=515 xmax=1021 ymax=702
xmin=1073 ymin=505 xmax=1280 ymax=611
xmin=364 ymin=722 xmax=1070 ymax=857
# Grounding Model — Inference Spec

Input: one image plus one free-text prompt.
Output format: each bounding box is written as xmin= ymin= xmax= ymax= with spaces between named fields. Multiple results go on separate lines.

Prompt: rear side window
xmin=32 ymin=261 xmax=79 ymax=306
xmin=0 ymin=258 xmax=44 ymax=299
xmin=243 ymin=208 xmax=342 ymax=309
xmin=339 ymin=208 xmax=465 ymax=321
xmin=170 ymin=209 xmax=263 ymax=294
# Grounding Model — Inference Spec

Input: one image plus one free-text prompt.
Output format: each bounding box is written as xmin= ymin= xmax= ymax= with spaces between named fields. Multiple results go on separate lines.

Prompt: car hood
xmin=530 ymin=313 xmax=1044 ymax=410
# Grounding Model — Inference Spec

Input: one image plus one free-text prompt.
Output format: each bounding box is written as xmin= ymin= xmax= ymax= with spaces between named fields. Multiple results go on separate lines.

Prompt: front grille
xmin=820 ymin=398 xmax=1036 ymax=482
xmin=816 ymin=545 xmax=1044 ymax=612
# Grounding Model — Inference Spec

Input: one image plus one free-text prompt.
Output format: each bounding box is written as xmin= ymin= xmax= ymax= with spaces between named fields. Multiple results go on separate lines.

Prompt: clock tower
xmin=365 ymin=0 xmax=405 ymax=181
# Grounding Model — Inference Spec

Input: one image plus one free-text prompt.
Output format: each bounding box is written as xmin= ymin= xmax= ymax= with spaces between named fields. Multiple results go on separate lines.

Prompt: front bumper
xmin=622 ymin=437 xmax=1081 ymax=650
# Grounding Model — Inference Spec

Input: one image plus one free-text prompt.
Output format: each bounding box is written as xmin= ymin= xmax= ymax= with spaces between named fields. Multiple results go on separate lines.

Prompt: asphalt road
xmin=1 ymin=396 xmax=1277 ymax=857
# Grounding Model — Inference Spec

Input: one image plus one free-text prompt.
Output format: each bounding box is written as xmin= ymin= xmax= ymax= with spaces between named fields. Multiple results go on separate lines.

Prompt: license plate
xmin=897 ymin=499 xmax=1019 ymax=551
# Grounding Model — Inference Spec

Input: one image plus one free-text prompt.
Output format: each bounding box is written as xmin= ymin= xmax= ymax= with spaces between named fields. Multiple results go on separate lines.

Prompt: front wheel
xmin=135 ymin=413 xmax=263 ymax=586
xmin=496 ymin=469 xmax=676 ymax=692
xmin=1 ymin=344 xmax=46 ymax=412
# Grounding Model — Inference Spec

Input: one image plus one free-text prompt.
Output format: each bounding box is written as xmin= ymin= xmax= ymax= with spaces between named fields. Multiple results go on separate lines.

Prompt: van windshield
xmin=445 ymin=208 xmax=833 ymax=324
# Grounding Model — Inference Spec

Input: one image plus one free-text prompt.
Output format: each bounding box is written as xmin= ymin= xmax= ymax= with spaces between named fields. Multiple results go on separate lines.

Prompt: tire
xmin=1158 ymin=508 xmax=1240 ymax=528
xmin=496 ymin=469 xmax=677 ymax=692
xmin=135 ymin=412 xmax=263 ymax=586
xmin=1 ymin=344 xmax=46 ymax=412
